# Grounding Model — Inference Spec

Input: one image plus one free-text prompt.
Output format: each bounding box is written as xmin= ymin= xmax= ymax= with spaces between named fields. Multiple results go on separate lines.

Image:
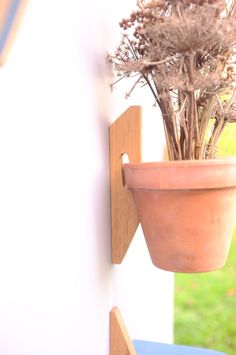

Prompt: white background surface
xmin=0 ymin=1 xmax=174 ymax=354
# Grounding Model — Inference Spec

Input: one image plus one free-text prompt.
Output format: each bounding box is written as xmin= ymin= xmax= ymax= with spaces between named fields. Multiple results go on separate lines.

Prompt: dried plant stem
xmin=186 ymin=54 xmax=196 ymax=159
xmin=206 ymin=118 xmax=226 ymax=158
xmin=178 ymin=96 xmax=189 ymax=155
xmin=163 ymin=119 xmax=174 ymax=160
xmin=207 ymin=89 xmax=236 ymax=158
xmin=142 ymin=56 xmax=178 ymax=67
xmin=143 ymin=73 xmax=161 ymax=106
xmin=225 ymin=89 xmax=236 ymax=112
xmin=143 ymin=73 xmax=180 ymax=160
xmin=161 ymin=104 xmax=179 ymax=159
xmin=198 ymin=97 xmax=216 ymax=159
xmin=187 ymin=92 xmax=195 ymax=159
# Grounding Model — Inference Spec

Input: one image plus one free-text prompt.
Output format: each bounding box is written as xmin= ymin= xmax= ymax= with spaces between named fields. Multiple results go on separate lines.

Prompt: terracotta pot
xmin=123 ymin=159 xmax=236 ymax=273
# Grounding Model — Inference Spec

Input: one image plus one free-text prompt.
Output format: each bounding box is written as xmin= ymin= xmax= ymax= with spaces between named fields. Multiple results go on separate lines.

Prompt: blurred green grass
xmin=217 ymin=123 xmax=236 ymax=158
xmin=174 ymin=123 xmax=236 ymax=355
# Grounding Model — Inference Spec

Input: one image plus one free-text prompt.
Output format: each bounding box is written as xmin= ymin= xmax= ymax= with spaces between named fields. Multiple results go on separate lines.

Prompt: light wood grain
xmin=110 ymin=307 xmax=137 ymax=355
xmin=109 ymin=106 xmax=142 ymax=264
xmin=0 ymin=0 xmax=28 ymax=66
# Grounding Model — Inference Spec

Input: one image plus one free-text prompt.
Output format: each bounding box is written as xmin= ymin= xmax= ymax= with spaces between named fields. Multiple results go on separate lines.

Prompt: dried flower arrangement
xmin=108 ymin=0 xmax=236 ymax=160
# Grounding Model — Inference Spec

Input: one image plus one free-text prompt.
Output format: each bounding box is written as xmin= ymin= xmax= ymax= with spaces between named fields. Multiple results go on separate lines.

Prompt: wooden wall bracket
xmin=109 ymin=106 xmax=142 ymax=264
xmin=110 ymin=308 xmax=226 ymax=355
xmin=110 ymin=307 xmax=137 ymax=355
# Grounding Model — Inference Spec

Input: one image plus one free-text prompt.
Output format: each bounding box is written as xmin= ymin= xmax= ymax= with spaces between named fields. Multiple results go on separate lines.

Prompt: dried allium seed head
xmin=108 ymin=0 xmax=236 ymax=160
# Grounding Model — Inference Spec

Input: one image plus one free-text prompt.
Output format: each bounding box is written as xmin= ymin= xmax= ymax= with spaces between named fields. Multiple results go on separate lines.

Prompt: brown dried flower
xmin=108 ymin=0 xmax=236 ymax=160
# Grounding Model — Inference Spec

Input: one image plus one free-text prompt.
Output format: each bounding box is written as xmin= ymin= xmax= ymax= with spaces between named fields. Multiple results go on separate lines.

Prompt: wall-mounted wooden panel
xmin=109 ymin=106 xmax=142 ymax=264
xmin=110 ymin=307 xmax=137 ymax=355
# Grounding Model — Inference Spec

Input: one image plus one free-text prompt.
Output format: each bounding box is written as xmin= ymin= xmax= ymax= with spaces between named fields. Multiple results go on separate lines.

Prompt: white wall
xmin=0 ymin=1 xmax=173 ymax=354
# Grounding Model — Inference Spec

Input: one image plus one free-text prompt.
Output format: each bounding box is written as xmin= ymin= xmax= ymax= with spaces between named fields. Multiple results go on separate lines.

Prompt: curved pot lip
xmin=123 ymin=157 xmax=236 ymax=190
xmin=123 ymin=157 xmax=236 ymax=169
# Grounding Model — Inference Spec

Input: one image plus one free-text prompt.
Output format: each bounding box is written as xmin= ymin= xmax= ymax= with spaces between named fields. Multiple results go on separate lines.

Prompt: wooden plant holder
xmin=109 ymin=106 xmax=142 ymax=264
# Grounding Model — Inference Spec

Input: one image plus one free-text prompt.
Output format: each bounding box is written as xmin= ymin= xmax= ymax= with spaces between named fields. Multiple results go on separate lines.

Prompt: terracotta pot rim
xmin=123 ymin=157 xmax=236 ymax=190
xmin=123 ymin=157 xmax=236 ymax=169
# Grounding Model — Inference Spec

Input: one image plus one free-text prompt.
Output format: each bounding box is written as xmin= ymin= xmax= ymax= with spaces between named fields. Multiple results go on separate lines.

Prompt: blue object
xmin=133 ymin=340 xmax=227 ymax=355
xmin=0 ymin=0 xmax=21 ymax=52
